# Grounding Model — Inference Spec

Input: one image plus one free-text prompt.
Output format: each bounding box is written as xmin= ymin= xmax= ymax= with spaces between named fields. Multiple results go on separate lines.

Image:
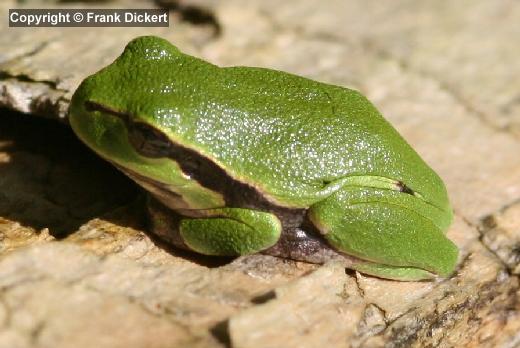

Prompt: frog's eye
xmin=127 ymin=122 xmax=172 ymax=158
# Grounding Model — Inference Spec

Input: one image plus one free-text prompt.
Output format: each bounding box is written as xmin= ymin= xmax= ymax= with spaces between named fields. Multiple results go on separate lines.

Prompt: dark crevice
xmin=0 ymin=108 xmax=139 ymax=236
xmin=155 ymin=0 xmax=221 ymax=37
xmin=250 ymin=290 xmax=276 ymax=304
xmin=210 ymin=319 xmax=231 ymax=348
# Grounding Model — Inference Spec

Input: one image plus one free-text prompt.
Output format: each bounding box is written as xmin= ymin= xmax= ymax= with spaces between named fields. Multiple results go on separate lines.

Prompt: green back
xmin=75 ymin=36 xmax=449 ymax=210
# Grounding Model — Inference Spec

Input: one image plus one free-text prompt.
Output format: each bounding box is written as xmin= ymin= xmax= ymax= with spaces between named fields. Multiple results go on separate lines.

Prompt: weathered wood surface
xmin=1 ymin=1 xmax=519 ymax=347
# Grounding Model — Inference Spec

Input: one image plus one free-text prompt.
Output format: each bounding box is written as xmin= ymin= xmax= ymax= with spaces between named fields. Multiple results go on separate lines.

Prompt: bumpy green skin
xmin=180 ymin=208 xmax=281 ymax=256
xmin=69 ymin=36 xmax=458 ymax=280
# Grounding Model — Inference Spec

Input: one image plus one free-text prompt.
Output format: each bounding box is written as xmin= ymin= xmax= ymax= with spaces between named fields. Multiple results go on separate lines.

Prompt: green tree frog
xmin=69 ymin=36 xmax=458 ymax=281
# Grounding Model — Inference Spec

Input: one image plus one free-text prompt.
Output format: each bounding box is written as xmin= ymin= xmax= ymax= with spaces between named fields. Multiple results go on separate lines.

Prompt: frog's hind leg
xmin=308 ymin=185 xmax=458 ymax=280
xmin=147 ymin=197 xmax=282 ymax=256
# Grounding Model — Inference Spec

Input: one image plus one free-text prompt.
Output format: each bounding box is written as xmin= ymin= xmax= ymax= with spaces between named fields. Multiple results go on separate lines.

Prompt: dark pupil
xmin=128 ymin=122 xmax=172 ymax=158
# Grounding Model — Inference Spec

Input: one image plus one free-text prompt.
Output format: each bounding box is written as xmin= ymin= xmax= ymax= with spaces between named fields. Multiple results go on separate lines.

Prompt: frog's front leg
xmin=147 ymin=197 xmax=282 ymax=256
xmin=308 ymin=183 xmax=458 ymax=281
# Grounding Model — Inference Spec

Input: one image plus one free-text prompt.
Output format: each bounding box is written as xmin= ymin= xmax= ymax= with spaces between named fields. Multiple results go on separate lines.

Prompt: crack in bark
xmin=0 ymin=40 xmax=49 ymax=66
xmin=0 ymin=72 xmax=63 ymax=91
xmin=0 ymin=39 xmax=67 ymax=91
xmin=352 ymin=273 xmax=365 ymax=298
xmin=456 ymin=212 xmax=520 ymax=279
xmin=386 ymin=276 xmax=518 ymax=347
xmin=477 ymin=202 xmax=520 ymax=274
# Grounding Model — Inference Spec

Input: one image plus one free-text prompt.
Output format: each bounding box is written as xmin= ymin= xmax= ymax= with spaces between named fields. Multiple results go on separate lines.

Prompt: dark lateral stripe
xmin=85 ymin=100 xmax=306 ymax=228
xmin=131 ymin=121 xmax=306 ymax=225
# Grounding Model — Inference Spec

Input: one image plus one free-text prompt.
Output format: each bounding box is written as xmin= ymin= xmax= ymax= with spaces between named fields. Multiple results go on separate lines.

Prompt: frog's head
xmin=69 ymin=36 xmax=225 ymax=210
xmin=69 ymin=35 xmax=193 ymax=155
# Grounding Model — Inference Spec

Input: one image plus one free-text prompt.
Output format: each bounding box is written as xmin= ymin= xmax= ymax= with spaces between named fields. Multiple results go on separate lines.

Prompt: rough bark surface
xmin=1 ymin=0 xmax=519 ymax=347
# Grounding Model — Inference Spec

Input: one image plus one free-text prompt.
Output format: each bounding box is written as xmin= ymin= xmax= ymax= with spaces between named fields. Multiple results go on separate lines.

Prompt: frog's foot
xmin=262 ymin=224 xmax=437 ymax=280
xmin=308 ymin=186 xmax=458 ymax=281
xmin=147 ymin=197 xmax=282 ymax=256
